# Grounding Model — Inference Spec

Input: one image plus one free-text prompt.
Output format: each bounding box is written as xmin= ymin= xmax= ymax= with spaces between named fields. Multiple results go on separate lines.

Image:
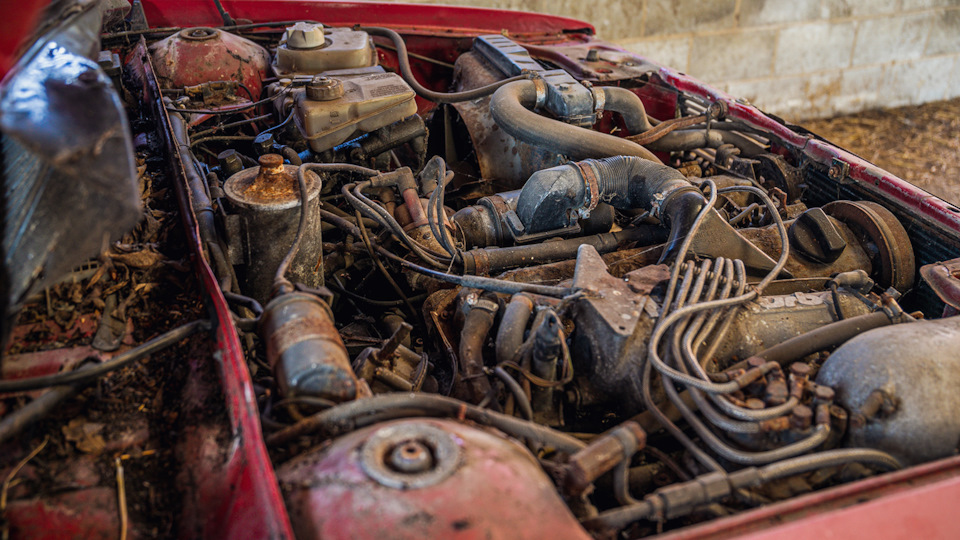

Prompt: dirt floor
xmin=803 ymin=97 xmax=960 ymax=205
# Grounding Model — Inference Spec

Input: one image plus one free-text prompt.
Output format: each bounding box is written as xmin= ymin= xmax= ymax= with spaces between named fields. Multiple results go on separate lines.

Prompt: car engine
xmin=5 ymin=7 xmax=960 ymax=539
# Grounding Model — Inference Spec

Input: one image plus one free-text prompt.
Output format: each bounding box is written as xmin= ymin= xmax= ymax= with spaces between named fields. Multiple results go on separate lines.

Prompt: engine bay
xmin=5 ymin=4 xmax=960 ymax=538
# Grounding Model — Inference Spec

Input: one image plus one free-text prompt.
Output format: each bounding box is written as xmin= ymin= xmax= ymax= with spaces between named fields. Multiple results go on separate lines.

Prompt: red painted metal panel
xmin=137 ymin=41 xmax=295 ymax=539
xmin=0 ymin=0 xmax=49 ymax=80
xmin=661 ymin=454 xmax=960 ymax=539
xmin=140 ymin=0 xmax=594 ymax=37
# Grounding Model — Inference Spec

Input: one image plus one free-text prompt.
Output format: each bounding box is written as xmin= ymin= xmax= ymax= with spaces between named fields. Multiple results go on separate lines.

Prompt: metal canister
xmin=260 ymin=292 xmax=358 ymax=401
xmin=223 ymin=154 xmax=323 ymax=304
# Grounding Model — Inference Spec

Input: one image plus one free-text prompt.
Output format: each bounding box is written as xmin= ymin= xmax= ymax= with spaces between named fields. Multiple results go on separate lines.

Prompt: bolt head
xmin=387 ymin=440 xmax=435 ymax=474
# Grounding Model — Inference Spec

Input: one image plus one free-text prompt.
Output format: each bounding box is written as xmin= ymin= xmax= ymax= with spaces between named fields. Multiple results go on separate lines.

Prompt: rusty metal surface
xmin=920 ymin=257 xmax=960 ymax=315
xmin=276 ymin=418 xmax=591 ymax=540
xmin=451 ymin=51 xmax=565 ymax=187
xmin=738 ymin=218 xmax=873 ymax=280
xmin=224 ymin=158 xmax=324 ymax=303
xmin=224 ymin=155 xmax=321 ymax=209
xmin=261 ymin=292 xmax=358 ymax=402
xmin=823 ymin=200 xmax=917 ymax=293
xmin=149 ymin=27 xmax=270 ymax=99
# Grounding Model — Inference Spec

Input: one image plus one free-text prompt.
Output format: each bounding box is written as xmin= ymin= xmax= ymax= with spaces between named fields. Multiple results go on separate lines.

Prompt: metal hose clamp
xmin=572 ymin=160 xmax=601 ymax=218
xmin=591 ymin=86 xmax=606 ymax=116
xmin=530 ymin=73 xmax=548 ymax=110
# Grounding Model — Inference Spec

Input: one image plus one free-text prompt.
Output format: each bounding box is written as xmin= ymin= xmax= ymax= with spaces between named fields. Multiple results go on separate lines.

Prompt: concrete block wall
xmin=379 ymin=0 xmax=960 ymax=120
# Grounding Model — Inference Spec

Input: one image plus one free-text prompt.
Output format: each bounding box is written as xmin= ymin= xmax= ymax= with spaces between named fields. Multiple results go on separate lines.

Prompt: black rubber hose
xmin=168 ymin=105 xmax=218 ymax=247
xmin=597 ymin=87 xmax=750 ymax=153
xmin=264 ymin=393 xmax=586 ymax=452
xmin=0 ymin=364 xmax=94 ymax=445
xmin=362 ymin=26 xmax=528 ymax=104
xmin=600 ymin=86 xmax=652 ymax=133
xmin=460 ymin=301 xmax=498 ymax=403
xmin=496 ymin=295 xmax=534 ymax=365
xmin=514 ymin=156 xmax=705 ymax=264
xmin=725 ymin=310 xmax=896 ymax=372
xmin=489 ymin=80 xmax=662 ymax=163
xmin=584 ymin=448 xmax=901 ymax=531
xmin=0 ymin=320 xmax=210 ymax=393
xmin=461 ymin=226 xmax=667 ymax=274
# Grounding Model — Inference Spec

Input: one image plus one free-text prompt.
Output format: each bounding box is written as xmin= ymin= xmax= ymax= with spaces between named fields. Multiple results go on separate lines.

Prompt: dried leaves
xmin=805 ymin=97 xmax=960 ymax=205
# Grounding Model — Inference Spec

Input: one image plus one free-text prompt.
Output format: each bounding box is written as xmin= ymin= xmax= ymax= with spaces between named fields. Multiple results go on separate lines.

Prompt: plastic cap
xmin=284 ymin=22 xmax=325 ymax=49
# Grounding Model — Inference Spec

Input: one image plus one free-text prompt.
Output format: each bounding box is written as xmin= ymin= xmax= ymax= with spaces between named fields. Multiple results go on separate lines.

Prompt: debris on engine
xmin=3 ymin=7 xmax=960 ymax=539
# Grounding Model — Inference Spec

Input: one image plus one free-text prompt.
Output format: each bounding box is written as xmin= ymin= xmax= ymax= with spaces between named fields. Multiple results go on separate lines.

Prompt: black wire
xmin=0 ymin=320 xmax=210 ymax=393
xmin=326 ymin=278 xmax=410 ymax=307
xmin=166 ymin=87 xmax=290 ymax=115
xmin=190 ymin=135 xmax=255 ymax=148
xmin=212 ymin=0 xmax=235 ymax=26
xmin=830 ymin=281 xmax=846 ymax=320
xmin=222 ymin=291 xmax=264 ymax=317
xmin=273 ymin=164 xmax=314 ymax=296
xmin=190 ymin=114 xmax=272 ymax=140
xmin=362 ymin=27 xmax=529 ymax=104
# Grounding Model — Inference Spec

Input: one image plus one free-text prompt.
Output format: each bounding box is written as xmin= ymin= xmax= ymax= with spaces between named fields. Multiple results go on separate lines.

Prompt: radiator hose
xmin=514 ymin=156 xmax=705 ymax=262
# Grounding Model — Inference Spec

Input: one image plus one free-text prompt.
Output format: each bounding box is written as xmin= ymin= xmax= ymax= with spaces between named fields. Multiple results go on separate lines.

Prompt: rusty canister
xmin=260 ymin=292 xmax=358 ymax=401
xmin=223 ymin=154 xmax=323 ymax=304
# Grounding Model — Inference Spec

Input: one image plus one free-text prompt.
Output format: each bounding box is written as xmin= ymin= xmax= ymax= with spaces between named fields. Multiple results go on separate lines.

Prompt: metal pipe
xmin=460 ymin=226 xmax=666 ymax=274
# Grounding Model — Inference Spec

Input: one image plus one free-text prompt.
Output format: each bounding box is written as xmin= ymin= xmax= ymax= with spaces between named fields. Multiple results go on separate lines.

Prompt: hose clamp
xmin=591 ymin=86 xmax=606 ymax=116
xmin=572 ymin=160 xmax=601 ymax=218
xmin=530 ymin=74 xmax=548 ymax=110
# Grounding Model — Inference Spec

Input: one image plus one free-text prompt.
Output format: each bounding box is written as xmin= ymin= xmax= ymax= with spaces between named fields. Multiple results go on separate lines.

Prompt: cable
xmin=362 ymin=27 xmax=529 ymax=104
xmin=273 ymin=163 xmax=382 ymax=296
xmin=376 ymin=248 xmax=574 ymax=298
xmin=211 ymin=0 xmax=235 ymax=26
xmin=493 ymin=366 xmax=534 ymax=421
xmin=166 ymin=86 xmax=291 ymax=115
xmin=190 ymin=113 xmax=272 ymax=140
xmin=265 ymin=393 xmax=586 ymax=452
xmin=0 ymin=320 xmax=209 ymax=393
xmin=273 ymin=163 xmax=314 ymax=295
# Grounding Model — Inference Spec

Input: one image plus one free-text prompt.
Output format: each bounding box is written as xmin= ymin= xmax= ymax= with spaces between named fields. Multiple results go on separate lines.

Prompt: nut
xmin=388 ymin=441 xmax=434 ymax=473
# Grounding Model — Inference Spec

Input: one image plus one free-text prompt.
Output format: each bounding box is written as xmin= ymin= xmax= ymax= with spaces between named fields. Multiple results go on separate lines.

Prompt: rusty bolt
xmin=789 ymin=362 xmax=812 ymax=378
xmin=814 ymin=385 xmax=835 ymax=403
xmin=746 ymin=356 xmax=766 ymax=369
xmin=258 ymin=154 xmax=284 ymax=176
xmin=306 ymin=76 xmax=344 ymax=101
xmin=790 ymin=405 xmax=813 ymax=430
xmin=387 ymin=440 xmax=434 ymax=473
xmin=586 ymin=49 xmax=599 ymax=62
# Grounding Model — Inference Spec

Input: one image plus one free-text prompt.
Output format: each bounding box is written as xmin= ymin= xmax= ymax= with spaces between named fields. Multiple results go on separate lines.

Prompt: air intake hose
xmin=489 ymin=80 xmax=662 ymax=163
xmin=514 ymin=156 xmax=705 ymax=262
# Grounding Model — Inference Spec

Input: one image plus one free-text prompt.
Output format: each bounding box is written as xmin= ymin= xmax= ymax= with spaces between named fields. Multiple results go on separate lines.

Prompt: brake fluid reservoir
xmin=274 ymin=22 xmax=377 ymax=76
xmin=294 ymin=73 xmax=417 ymax=153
